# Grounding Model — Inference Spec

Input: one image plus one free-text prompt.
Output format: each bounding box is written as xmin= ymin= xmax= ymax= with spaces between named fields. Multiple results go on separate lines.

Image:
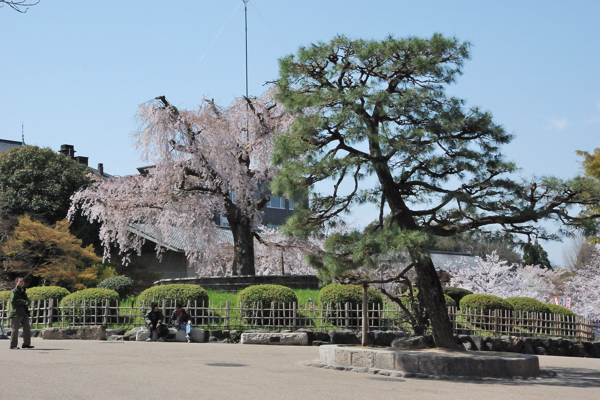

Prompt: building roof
xmin=128 ymin=222 xmax=234 ymax=253
xmin=0 ymin=139 xmax=23 ymax=153
xmin=129 ymin=222 xmax=476 ymax=270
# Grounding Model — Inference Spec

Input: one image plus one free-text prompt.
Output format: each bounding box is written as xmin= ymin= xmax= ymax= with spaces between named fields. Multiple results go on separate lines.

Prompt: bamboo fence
xmin=0 ymin=300 xmax=595 ymax=341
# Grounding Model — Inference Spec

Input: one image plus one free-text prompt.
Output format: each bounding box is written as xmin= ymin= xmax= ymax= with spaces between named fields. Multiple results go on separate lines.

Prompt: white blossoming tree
xmin=566 ymin=250 xmax=600 ymax=320
xmin=446 ymin=252 xmax=559 ymax=301
xmin=69 ymin=89 xmax=293 ymax=276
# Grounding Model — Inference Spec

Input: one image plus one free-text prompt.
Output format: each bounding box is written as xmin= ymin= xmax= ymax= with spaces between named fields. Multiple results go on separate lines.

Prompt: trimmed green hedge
xmin=505 ymin=297 xmax=551 ymax=314
xmin=319 ymin=284 xmax=383 ymax=306
xmin=443 ymin=287 xmax=473 ymax=306
xmin=319 ymin=284 xmax=383 ymax=328
xmin=27 ymin=286 xmax=70 ymax=302
xmin=545 ymin=303 xmax=576 ymax=316
xmin=238 ymin=284 xmax=298 ymax=327
xmin=138 ymin=284 xmax=208 ymax=306
xmin=459 ymin=294 xmax=513 ymax=313
xmin=98 ymin=276 xmax=135 ymax=298
xmin=238 ymin=284 xmax=298 ymax=307
xmin=60 ymin=288 xmax=119 ymax=306
xmin=59 ymin=288 xmax=119 ymax=322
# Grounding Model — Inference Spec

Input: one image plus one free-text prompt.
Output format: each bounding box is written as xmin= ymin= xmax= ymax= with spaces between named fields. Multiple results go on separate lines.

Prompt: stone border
xmin=304 ymin=360 xmax=556 ymax=382
xmin=319 ymin=345 xmax=541 ymax=379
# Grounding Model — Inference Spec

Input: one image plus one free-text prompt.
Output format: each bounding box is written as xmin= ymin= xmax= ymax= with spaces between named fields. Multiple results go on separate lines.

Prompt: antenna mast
xmin=243 ymin=0 xmax=249 ymax=98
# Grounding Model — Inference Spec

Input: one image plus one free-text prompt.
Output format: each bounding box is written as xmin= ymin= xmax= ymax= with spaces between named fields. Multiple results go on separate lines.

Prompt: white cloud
xmin=546 ymin=118 xmax=568 ymax=130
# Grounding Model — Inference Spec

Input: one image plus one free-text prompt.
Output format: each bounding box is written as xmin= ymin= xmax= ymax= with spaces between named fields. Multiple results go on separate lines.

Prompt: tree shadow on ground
xmin=468 ymin=367 xmax=600 ymax=389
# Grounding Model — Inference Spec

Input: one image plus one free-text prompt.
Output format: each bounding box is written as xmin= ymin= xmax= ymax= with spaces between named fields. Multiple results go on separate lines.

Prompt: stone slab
xmin=241 ymin=332 xmax=309 ymax=346
xmin=42 ymin=326 xmax=106 ymax=340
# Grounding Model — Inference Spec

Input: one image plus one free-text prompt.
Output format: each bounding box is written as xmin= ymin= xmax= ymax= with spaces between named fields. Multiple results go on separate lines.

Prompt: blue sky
xmin=1 ymin=1 xmax=599 ymax=266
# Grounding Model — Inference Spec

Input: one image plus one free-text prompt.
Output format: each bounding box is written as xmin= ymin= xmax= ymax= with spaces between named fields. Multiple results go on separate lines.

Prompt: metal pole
xmin=243 ymin=0 xmax=249 ymax=98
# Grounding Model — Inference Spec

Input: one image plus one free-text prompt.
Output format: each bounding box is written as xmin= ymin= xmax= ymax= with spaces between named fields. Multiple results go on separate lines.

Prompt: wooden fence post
xmin=103 ymin=299 xmax=110 ymax=327
xmin=48 ymin=299 xmax=54 ymax=328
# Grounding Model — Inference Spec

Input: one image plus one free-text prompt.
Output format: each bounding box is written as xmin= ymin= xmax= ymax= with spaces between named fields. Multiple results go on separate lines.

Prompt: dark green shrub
xmin=60 ymin=288 xmax=119 ymax=324
xmin=27 ymin=286 xmax=70 ymax=302
xmin=238 ymin=285 xmax=298 ymax=327
xmin=443 ymin=287 xmax=473 ymax=306
xmin=505 ymin=297 xmax=551 ymax=314
xmin=459 ymin=294 xmax=513 ymax=313
xmin=138 ymin=284 xmax=209 ymax=323
xmin=319 ymin=284 xmax=383 ymax=329
xmin=98 ymin=276 xmax=135 ymax=298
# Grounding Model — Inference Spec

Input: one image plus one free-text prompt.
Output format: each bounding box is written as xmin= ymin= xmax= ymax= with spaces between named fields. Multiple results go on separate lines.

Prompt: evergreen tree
xmin=522 ymin=240 xmax=552 ymax=270
xmin=272 ymin=34 xmax=600 ymax=348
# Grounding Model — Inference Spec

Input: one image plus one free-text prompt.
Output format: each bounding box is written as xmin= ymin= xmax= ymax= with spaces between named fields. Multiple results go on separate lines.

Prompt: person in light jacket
xmin=170 ymin=303 xmax=192 ymax=342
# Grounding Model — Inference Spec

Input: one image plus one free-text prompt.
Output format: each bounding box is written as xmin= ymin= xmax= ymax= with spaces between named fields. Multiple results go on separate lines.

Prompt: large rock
xmin=328 ymin=330 xmax=360 ymax=345
xmin=373 ymin=331 xmax=406 ymax=347
xmin=240 ymin=332 xmax=308 ymax=346
xmin=391 ymin=335 xmax=434 ymax=350
xmin=42 ymin=326 xmax=106 ymax=340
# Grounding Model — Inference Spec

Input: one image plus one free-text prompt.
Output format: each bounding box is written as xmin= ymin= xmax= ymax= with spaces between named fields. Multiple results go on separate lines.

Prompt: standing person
xmin=10 ymin=277 xmax=33 ymax=350
xmin=145 ymin=302 xmax=167 ymax=342
xmin=170 ymin=303 xmax=192 ymax=342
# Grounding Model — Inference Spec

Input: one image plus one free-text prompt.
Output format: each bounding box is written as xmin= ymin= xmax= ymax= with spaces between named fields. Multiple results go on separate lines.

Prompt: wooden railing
xmin=0 ymin=300 xmax=595 ymax=341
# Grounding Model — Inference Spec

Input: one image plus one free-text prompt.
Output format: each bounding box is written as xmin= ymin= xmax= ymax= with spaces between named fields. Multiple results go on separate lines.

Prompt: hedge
xmin=319 ymin=284 xmax=383 ymax=328
xmin=545 ymin=303 xmax=576 ymax=316
xmin=319 ymin=284 xmax=383 ymax=306
xmin=138 ymin=284 xmax=208 ymax=306
xmin=59 ymin=288 xmax=120 ymax=322
xmin=459 ymin=294 xmax=514 ymax=313
xmin=238 ymin=284 xmax=298 ymax=307
xmin=60 ymin=288 xmax=119 ymax=307
xmin=238 ymin=284 xmax=298 ymax=327
xmin=27 ymin=286 xmax=70 ymax=302
xmin=505 ymin=297 xmax=551 ymax=314
xmin=98 ymin=276 xmax=135 ymax=298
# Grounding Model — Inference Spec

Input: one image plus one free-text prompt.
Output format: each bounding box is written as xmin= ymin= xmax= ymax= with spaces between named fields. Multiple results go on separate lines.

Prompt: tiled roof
xmin=128 ymin=222 xmax=234 ymax=252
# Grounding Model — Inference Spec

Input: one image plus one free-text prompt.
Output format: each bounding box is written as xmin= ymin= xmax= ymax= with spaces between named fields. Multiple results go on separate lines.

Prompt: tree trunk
xmin=411 ymin=253 xmax=458 ymax=349
xmin=229 ymin=220 xmax=256 ymax=276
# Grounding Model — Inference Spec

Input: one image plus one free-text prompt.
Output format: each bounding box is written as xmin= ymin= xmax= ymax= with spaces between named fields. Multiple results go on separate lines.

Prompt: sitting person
xmin=145 ymin=302 xmax=167 ymax=342
xmin=170 ymin=303 xmax=192 ymax=342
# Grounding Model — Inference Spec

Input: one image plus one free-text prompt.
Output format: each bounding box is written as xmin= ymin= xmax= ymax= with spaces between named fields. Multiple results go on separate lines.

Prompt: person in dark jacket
xmin=170 ymin=303 xmax=192 ymax=342
xmin=145 ymin=302 xmax=167 ymax=342
xmin=10 ymin=277 xmax=33 ymax=349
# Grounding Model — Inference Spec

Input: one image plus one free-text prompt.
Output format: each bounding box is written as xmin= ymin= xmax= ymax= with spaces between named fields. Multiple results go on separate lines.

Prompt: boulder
xmin=373 ymin=331 xmax=406 ymax=347
xmin=329 ymin=330 xmax=360 ymax=345
xmin=391 ymin=335 xmax=434 ymax=350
